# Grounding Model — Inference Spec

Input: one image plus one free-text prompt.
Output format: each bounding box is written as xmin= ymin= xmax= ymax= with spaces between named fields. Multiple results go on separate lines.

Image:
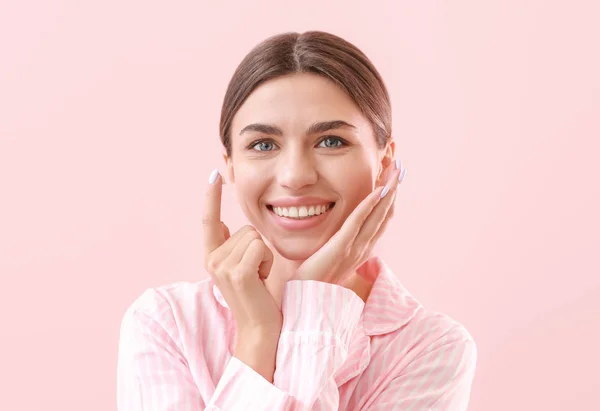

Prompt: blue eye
xmin=251 ymin=141 xmax=276 ymax=151
xmin=318 ymin=137 xmax=345 ymax=148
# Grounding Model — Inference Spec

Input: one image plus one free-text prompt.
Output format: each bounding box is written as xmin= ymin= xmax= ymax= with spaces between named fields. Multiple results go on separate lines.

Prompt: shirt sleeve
xmin=363 ymin=325 xmax=478 ymax=411
xmin=211 ymin=280 xmax=365 ymax=410
xmin=117 ymin=295 xmax=203 ymax=411
xmin=117 ymin=282 xmax=365 ymax=411
xmin=117 ymin=292 xmax=292 ymax=410
xmin=272 ymin=279 xmax=366 ymax=410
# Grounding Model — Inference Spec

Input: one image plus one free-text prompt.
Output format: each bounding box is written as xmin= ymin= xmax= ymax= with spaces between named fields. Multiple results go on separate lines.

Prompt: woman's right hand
xmin=202 ymin=170 xmax=283 ymax=340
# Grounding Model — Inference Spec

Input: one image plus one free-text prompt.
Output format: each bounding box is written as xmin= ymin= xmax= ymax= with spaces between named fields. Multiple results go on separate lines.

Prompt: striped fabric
xmin=117 ymin=256 xmax=477 ymax=410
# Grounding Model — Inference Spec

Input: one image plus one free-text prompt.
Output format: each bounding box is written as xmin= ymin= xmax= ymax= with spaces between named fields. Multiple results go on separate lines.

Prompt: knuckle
xmin=230 ymin=267 xmax=251 ymax=286
xmin=343 ymin=244 xmax=354 ymax=258
xmin=247 ymin=231 xmax=261 ymax=241
xmin=242 ymin=225 xmax=256 ymax=233
xmin=205 ymin=256 xmax=219 ymax=273
xmin=221 ymin=264 xmax=234 ymax=278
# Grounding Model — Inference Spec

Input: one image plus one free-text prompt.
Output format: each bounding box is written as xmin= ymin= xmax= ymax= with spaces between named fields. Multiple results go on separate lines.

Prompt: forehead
xmin=231 ymin=73 xmax=371 ymax=135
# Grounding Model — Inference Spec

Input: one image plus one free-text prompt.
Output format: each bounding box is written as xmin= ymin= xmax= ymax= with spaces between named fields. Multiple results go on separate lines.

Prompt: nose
xmin=275 ymin=147 xmax=318 ymax=190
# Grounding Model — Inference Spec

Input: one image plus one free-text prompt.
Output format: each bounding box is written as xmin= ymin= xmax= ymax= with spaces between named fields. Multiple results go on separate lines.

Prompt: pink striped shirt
xmin=117 ymin=257 xmax=477 ymax=410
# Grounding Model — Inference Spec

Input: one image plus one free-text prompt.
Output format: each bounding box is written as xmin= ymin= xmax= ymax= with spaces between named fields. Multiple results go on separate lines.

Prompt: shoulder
xmin=119 ymin=277 xmax=219 ymax=338
xmin=373 ymin=306 xmax=477 ymax=373
xmin=123 ymin=277 xmax=214 ymax=315
xmin=362 ymin=308 xmax=477 ymax=410
xmin=364 ymin=257 xmax=477 ymax=363
xmin=411 ymin=307 xmax=477 ymax=359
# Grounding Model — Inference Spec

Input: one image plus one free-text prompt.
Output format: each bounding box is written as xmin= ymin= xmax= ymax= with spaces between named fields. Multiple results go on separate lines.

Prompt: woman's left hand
xmin=295 ymin=164 xmax=405 ymax=298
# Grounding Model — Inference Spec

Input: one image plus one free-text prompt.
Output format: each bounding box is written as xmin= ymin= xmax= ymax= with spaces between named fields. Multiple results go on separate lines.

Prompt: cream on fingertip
xmin=208 ymin=168 xmax=219 ymax=184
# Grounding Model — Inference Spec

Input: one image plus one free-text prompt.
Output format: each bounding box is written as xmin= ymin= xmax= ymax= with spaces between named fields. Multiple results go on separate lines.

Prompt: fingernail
xmin=395 ymin=158 xmax=401 ymax=170
xmin=208 ymin=168 xmax=219 ymax=184
xmin=398 ymin=168 xmax=407 ymax=183
xmin=380 ymin=185 xmax=390 ymax=198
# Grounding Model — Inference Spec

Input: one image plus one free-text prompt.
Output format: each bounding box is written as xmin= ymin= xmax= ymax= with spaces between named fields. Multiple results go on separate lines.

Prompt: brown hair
xmin=219 ymin=30 xmax=392 ymax=156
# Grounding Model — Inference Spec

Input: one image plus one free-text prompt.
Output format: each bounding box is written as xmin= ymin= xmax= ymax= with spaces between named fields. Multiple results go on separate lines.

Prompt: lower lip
xmin=267 ymin=205 xmax=334 ymax=231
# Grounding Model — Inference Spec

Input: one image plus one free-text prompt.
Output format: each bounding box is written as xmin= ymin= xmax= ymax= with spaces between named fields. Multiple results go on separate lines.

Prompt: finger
xmin=363 ymin=190 xmax=396 ymax=248
xmin=257 ymin=244 xmax=273 ymax=280
xmin=211 ymin=225 xmax=256 ymax=262
xmin=226 ymin=229 xmax=262 ymax=267
xmin=226 ymin=231 xmax=273 ymax=281
xmin=332 ymin=167 xmax=401 ymax=248
xmin=328 ymin=185 xmax=386 ymax=248
xmin=203 ymin=169 xmax=224 ymax=255
xmin=240 ymin=239 xmax=273 ymax=281
xmin=354 ymin=170 xmax=400 ymax=246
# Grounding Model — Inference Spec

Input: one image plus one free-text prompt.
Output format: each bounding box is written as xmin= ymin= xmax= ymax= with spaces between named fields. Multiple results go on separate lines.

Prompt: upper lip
xmin=267 ymin=196 xmax=336 ymax=207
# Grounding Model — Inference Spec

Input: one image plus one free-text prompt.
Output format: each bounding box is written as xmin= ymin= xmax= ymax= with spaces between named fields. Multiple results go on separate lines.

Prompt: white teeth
xmin=271 ymin=203 xmax=332 ymax=219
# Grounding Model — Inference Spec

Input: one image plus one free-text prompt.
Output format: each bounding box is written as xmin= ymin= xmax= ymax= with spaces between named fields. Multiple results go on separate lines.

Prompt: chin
xmin=270 ymin=236 xmax=325 ymax=261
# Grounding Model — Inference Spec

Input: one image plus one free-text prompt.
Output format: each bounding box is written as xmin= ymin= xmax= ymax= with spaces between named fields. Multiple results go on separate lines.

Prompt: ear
xmin=223 ymin=152 xmax=235 ymax=184
xmin=376 ymin=140 xmax=396 ymax=186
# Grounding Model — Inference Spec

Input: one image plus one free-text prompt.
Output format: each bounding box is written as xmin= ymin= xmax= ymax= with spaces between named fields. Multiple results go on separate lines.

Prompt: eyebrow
xmin=239 ymin=120 xmax=357 ymax=136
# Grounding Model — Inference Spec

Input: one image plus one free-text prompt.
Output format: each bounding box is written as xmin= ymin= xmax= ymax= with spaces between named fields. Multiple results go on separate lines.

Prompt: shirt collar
xmin=211 ymin=256 xmax=422 ymax=336
xmin=359 ymin=256 xmax=422 ymax=335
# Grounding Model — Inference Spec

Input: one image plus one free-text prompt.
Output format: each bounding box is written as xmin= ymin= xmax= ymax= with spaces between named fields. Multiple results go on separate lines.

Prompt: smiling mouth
xmin=266 ymin=202 xmax=336 ymax=219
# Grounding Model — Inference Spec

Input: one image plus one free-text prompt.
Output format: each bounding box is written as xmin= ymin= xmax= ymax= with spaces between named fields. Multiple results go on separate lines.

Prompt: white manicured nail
xmin=398 ymin=168 xmax=407 ymax=183
xmin=395 ymin=159 xmax=401 ymax=170
xmin=380 ymin=185 xmax=390 ymax=198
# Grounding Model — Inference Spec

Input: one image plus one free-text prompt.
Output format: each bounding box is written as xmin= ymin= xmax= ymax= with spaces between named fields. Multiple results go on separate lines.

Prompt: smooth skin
xmin=204 ymin=72 xmax=407 ymax=382
xmin=225 ymin=73 xmax=398 ymax=273
xmin=203 ymin=165 xmax=402 ymax=382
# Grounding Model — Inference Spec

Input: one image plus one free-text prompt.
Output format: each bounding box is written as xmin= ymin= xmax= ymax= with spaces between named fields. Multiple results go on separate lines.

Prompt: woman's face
xmin=225 ymin=72 xmax=394 ymax=261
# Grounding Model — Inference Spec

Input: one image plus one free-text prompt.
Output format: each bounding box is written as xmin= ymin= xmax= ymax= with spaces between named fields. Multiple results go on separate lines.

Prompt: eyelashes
xmin=250 ymin=140 xmax=276 ymax=152
xmin=247 ymin=136 xmax=349 ymax=152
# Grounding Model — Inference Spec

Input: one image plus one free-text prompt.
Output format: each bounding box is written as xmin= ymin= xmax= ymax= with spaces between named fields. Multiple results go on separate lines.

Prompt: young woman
xmin=117 ymin=31 xmax=477 ymax=410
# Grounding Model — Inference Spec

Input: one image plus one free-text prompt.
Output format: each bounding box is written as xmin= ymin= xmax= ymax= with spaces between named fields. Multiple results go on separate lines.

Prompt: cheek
xmin=331 ymin=161 xmax=375 ymax=211
xmin=233 ymin=163 xmax=268 ymax=215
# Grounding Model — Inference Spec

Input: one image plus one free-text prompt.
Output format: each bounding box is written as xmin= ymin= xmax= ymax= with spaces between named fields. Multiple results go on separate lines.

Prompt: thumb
xmin=257 ymin=244 xmax=273 ymax=280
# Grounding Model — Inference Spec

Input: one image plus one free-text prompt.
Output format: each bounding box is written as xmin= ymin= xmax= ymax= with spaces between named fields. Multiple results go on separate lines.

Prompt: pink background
xmin=1 ymin=1 xmax=598 ymax=410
